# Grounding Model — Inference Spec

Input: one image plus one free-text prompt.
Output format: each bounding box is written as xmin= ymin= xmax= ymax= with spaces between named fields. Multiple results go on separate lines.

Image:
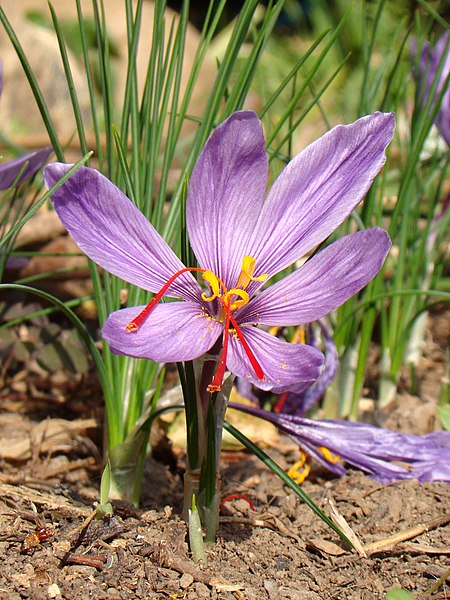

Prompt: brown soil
xmin=0 ymin=308 xmax=449 ymax=600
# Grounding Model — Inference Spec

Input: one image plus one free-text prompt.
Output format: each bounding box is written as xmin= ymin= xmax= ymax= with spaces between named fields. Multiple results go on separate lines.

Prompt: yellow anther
xmin=291 ymin=326 xmax=305 ymax=345
xmin=201 ymin=270 xmax=221 ymax=302
xmin=287 ymin=452 xmax=311 ymax=484
xmin=319 ymin=447 xmax=341 ymax=463
xmin=236 ymin=255 xmax=268 ymax=290
xmin=223 ymin=288 xmax=250 ymax=311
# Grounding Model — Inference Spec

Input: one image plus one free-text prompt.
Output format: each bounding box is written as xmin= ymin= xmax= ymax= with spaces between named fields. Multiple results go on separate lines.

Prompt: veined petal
xmin=102 ymin=301 xmax=222 ymax=362
xmin=414 ymin=32 xmax=450 ymax=146
xmin=246 ymin=113 xmax=395 ymax=286
xmin=239 ymin=228 xmax=390 ymax=326
xmin=227 ymin=326 xmax=324 ymax=391
xmin=187 ymin=111 xmax=268 ymax=289
xmin=228 ymin=405 xmax=450 ymax=483
xmin=0 ymin=147 xmax=53 ymax=190
xmin=281 ymin=321 xmax=339 ymax=413
xmin=44 ymin=163 xmax=200 ymax=300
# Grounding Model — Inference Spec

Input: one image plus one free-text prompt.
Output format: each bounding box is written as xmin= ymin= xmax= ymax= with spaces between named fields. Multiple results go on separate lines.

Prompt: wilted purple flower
xmin=0 ymin=61 xmax=52 ymax=189
xmin=44 ymin=111 xmax=394 ymax=392
xmin=228 ymin=401 xmax=450 ymax=483
xmin=412 ymin=32 xmax=450 ymax=145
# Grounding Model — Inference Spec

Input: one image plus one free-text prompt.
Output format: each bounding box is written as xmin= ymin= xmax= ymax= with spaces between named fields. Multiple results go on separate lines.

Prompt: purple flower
xmin=44 ymin=111 xmax=394 ymax=392
xmin=0 ymin=147 xmax=54 ymax=190
xmin=228 ymin=402 xmax=450 ymax=483
xmin=0 ymin=61 xmax=52 ymax=189
xmin=412 ymin=32 xmax=450 ymax=145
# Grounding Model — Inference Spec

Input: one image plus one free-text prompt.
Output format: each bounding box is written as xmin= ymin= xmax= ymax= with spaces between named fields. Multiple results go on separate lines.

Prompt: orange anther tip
xmin=207 ymin=384 xmax=221 ymax=393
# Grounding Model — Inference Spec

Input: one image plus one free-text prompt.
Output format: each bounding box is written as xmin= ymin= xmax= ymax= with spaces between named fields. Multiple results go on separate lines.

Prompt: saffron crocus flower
xmin=412 ymin=31 xmax=450 ymax=146
xmin=228 ymin=402 xmax=450 ymax=483
xmin=44 ymin=111 xmax=394 ymax=392
xmin=0 ymin=61 xmax=52 ymax=189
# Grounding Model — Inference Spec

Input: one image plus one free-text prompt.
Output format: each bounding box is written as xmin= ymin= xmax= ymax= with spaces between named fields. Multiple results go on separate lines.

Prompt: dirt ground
xmin=0 ymin=305 xmax=449 ymax=600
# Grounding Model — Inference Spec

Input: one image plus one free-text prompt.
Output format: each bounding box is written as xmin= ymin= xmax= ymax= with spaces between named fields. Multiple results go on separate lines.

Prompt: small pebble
xmin=180 ymin=573 xmax=194 ymax=589
xmin=47 ymin=583 xmax=62 ymax=598
xmin=194 ymin=582 xmax=210 ymax=598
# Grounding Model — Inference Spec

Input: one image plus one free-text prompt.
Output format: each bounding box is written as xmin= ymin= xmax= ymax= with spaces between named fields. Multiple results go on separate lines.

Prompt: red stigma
xmin=125 ymin=267 xmax=204 ymax=332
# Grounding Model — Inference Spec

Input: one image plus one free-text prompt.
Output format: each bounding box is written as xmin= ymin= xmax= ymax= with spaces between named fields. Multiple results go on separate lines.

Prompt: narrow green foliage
xmin=0 ymin=154 xmax=92 ymax=248
xmin=329 ymin=2 xmax=450 ymax=416
xmin=2 ymin=0 xmax=448 ymax=548
xmin=224 ymin=420 xmax=355 ymax=549
xmin=0 ymin=6 xmax=63 ymax=159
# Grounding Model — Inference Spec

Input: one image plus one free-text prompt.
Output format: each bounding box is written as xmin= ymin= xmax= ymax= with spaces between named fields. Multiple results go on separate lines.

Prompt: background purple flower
xmin=412 ymin=31 xmax=450 ymax=145
xmin=278 ymin=322 xmax=339 ymax=415
xmin=235 ymin=321 xmax=338 ymax=414
xmin=0 ymin=147 xmax=53 ymax=190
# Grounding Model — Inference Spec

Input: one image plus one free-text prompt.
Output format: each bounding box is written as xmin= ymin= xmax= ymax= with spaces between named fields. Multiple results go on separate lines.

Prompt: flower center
xmin=124 ymin=256 xmax=267 ymax=392
xmin=201 ymin=255 xmax=267 ymax=318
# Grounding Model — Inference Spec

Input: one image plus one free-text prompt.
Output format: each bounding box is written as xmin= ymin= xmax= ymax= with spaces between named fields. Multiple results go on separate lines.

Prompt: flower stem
xmin=199 ymin=377 xmax=233 ymax=543
xmin=199 ymin=394 xmax=222 ymax=543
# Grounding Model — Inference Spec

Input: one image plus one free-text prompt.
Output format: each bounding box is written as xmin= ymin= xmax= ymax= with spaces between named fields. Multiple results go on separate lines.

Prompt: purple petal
xmin=0 ymin=147 xmax=53 ymax=190
xmin=0 ymin=251 xmax=28 ymax=271
xmin=281 ymin=321 xmax=338 ymax=414
xmin=187 ymin=111 xmax=268 ymax=289
xmin=246 ymin=113 xmax=395 ymax=286
xmin=227 ymin=326 xmax=324 ymax=391
xmin=102 ymin=301 xmax=222 ymax=362
xmin=239 ymin=228 xmax=390 ymax=326
xmin=413 ymin=32 xmax=450 ymax=145
xmin=228 ymin=404 xmax=450 ymax=483
xmin=429 ymin=33 xmax=450 ymax=145
xmin=44 ymin=163 xmax=200 ymax=300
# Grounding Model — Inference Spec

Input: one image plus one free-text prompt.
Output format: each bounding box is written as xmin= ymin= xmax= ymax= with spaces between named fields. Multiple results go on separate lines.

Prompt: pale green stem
xmin=378 ymin=347 xmax=399 ymax=409
xmin=337 ymin=338 xmax=361 ymax=417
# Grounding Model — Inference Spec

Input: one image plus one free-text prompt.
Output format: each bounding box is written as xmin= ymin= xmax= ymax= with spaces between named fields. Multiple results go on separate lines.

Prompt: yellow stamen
xmin=319 ymin=447 xmax=341 ymax=463
xmin=223 ymin=288 xmax=250 ymax=311
xmin=236 ymin=255 xmax=268 ymax=290
xmin=291 ymin=326 xmax=305 ymax=345
xmin=287 ymin=452 xmax=311 ymax=484
xmin=201 ymin=270 xmax=221 ymax=301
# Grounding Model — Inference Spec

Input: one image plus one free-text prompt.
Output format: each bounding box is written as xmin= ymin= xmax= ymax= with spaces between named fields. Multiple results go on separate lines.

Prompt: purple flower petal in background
xmin=0 ymin=147 xmax=53 ymax=190
xmin=228 ymin=401 xmax=450 ymax=483
xmin=45 ymin=110 xmax=394 ymax=392
xmin=235 ymin=321 xmax=338 ymax=410
xmin=277 ymin=321 xmax=339 ymax=414
xmin=0 ymin=249 xmax=28 ymax=271
xmin=412 ymin=31 xmax=450 ymax=145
